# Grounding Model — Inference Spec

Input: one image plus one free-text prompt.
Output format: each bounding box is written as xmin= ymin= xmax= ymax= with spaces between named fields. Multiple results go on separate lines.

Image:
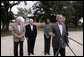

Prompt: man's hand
xmin=26 ymin=37 xmax=29 ymax=40
xmin=64 ymin=42 xmax=69 ymax=47
xmin=19 ymin=35 xmax=23 ymax=38
xmin=52 ymin=33 xmax=55 ymax=37
xmin=49 ymin=32 xmax=55 ymax=37
xmin=64 ymin=43 xmax=67 ymax=47
xmin=17 ymin=35 xmax=20 ymax=38
xmin=17 ymin=35 xmax=23 ymax=38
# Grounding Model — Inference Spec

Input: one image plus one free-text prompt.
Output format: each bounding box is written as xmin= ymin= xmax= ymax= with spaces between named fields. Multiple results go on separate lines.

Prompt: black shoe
xmin=44 ymin=53 xmax=46 ymax=55
xmin=48 ymin=53 xmax=50 ymax=55
xmin=31 ymin=53 xmax=34 ymax=55
xmin=28 ymin=53 xmax=30 ymax=55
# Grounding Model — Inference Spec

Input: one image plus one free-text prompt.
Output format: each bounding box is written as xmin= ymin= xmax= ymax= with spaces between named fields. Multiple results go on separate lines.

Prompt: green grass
xmin=68 ymin=25 xmax=83 ymax=31
xmin=1 ymin=31 xmax=12 ymax=37
xmin=1 ymin=24 xmax=83 ymax=37
xmin=37 ymin=24 xmax=83 ymax=31
xmin=68 ymin=28 xmax=83 ymax=31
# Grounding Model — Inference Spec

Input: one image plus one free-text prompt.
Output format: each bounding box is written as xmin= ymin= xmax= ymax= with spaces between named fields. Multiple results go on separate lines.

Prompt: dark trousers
xmin=53 ymin=47 xmax=65 ymax=56
xmin=44 ymin=35 xmax=51 ymax=54
xmin=27 ymin=38 xmax=36 ymax=54
xmin=14 ymin=41 xmax=23 ymax=56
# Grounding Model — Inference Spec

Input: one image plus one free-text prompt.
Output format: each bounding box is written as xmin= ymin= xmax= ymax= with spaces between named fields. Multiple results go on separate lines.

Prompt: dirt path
xmin=1 ymin=31 xmax=83 ymax=56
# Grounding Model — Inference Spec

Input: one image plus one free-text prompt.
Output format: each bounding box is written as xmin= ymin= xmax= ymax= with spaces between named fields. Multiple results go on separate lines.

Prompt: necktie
xmin=18 ymin=24 xmax=21 ymax=32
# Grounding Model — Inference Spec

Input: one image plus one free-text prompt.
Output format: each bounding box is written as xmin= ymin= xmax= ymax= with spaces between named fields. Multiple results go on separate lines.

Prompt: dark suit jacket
xmin=25 ymin=24 xmax=37 ymax=39
xmin=64 ymin=22 xmax=68 ymax=36
xmin=51 ymin=22 xmax=67 ymax=48
xmin=64 ymin=22 xmax=69 ymax=44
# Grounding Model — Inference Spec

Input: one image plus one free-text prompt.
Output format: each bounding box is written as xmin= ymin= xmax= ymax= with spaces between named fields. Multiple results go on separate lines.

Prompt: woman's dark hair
xmin=45 ymin=19 xmax=50 ymax=24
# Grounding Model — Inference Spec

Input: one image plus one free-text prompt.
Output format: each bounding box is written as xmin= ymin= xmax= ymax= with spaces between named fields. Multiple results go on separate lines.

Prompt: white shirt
xmin=58 ymin=22 xmax=63 ymax=35
xmin=58 ymin=22 xmax=64 ymax=48
xmin=18 ymin=24 xmax=21 ymax=32
xmin=30 ymin=24 xmax=33 ymax=31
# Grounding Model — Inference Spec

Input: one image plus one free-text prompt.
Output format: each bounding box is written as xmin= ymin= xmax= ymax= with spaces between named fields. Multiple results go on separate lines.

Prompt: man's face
xmin=58 ymin=16 xmax=63 ymax=24
xmin=29 ymin=19 xmax=33 ymax=25
xmin=17 ymin=18 xmax=21 ymax=24
xmin=62 ymin=18 xmax=65 ymax=22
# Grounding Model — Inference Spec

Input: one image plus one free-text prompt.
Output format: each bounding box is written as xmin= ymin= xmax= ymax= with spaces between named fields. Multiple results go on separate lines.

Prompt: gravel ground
xmin=1 ymin=31 xmax=83 ymax=56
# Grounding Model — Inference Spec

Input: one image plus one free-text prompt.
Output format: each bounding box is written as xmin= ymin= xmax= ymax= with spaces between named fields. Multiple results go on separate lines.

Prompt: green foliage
xmin=1 ymin=1 xmax=27 ymax=31
xmin=15 ymin=7 xmax=32 ymax=22
xmin=32 ymin=1 xmax=83 ymax=27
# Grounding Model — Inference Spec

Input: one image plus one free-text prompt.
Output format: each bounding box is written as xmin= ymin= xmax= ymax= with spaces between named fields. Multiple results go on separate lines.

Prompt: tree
xmin=33 ymin=1 xmax=55 ymax=22
xmin=71 ymin=1 xmax=83 ymax=27
xmin=1 ymin=1 xmax=27 ymax=32
xmin=32 ymin=1 xmax=70 ymax=22
xmin=32 ymin=1 xmax=83 ymax=27
xmin=15 ymin=7 xmax=32 ymax=22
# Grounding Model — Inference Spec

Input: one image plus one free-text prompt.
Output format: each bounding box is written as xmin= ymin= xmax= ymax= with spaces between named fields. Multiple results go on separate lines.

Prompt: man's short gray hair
xmin=56 ymin=14 xmax=63 ymax=20
xmin=29 ymin=19 xmax=34 ymax=22
xmin=16 ymin=17 xmax=22 ymax=21
xmin=16 ymin=16 xmax=25 ymax=22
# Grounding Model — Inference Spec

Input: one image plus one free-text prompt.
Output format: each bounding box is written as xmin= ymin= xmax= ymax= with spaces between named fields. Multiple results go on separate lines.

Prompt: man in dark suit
xmin=50 ymin=14 xmax=68 ymax=56
xmin=25 ymin=19 xmax=37 ymax=55
xmin=62 ymin=17 xmax=69 ymax=44
xmin=62 ymin=17 xmax=68 ymax=35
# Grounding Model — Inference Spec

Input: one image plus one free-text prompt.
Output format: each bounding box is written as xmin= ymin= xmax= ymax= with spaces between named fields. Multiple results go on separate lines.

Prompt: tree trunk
xmin=74 ymin=22 xmax=78 ymax=28
xmin=2 ymin=23 xmax=5 ymax=32
xmin=1 ymin=22 xmax=9 ymax=32
xmin=73 ymin=17 xmax=78 ymax=28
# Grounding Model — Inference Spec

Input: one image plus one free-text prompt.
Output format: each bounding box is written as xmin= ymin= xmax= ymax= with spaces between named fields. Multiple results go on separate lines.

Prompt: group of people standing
xmin=43 ymin=14 xmax=69 ymax=56
xmin=11 ymin=18 xmax=37 ymax=56
xmin=11 ymin=14 xmax=69 ymax=56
